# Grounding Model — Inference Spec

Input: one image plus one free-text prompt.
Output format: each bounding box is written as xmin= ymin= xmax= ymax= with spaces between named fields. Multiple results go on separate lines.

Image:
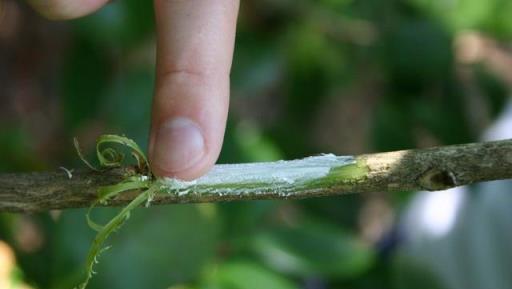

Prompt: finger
xmin=27 ymin=0 xmax=110 ymax=20
xmin=150 ymin=0 xmax=239 ymax=180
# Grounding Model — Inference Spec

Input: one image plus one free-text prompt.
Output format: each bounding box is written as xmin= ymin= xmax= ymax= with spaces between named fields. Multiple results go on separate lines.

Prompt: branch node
xmin=418 ymin=168 xmax=457 ymax=191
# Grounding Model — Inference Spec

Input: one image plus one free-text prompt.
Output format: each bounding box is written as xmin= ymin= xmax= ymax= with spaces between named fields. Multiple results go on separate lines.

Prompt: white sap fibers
xmin=160 ymin=154 xmax=355 ymax=192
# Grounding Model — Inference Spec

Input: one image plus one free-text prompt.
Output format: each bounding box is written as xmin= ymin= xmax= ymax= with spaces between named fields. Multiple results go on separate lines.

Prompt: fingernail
xmin=152 ymin=117 xmax=205 ymax=175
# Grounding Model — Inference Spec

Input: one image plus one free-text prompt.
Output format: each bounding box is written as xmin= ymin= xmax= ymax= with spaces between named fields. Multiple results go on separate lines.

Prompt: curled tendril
xmin=74 ymin=135 xmax=156 ymax=289
xmin=73 ymin=134 xmax=150 ymax=175
xmin=99 ymin=147 xmax=124 ymax=167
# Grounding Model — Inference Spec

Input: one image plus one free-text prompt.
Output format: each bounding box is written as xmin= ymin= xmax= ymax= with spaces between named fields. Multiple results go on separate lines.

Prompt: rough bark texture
xmin=1 ymin=139 xmax=511 ymax=213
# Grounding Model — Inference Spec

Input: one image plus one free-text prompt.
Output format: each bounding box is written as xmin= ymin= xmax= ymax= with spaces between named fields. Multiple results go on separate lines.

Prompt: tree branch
xmin=1 ymin=139 xmax=511 ymax=213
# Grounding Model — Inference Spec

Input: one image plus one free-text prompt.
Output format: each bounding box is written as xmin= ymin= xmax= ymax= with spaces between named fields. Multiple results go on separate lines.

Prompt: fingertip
xmin=150 ymin=117 xmax=206 ymax=179
xmin=149 ymin=116 xmax=222 ymax=180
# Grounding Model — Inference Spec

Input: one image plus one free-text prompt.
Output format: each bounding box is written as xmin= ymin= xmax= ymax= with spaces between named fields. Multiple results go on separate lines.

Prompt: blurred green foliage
xmin=1 ymin=0 xmax=511 ymax=288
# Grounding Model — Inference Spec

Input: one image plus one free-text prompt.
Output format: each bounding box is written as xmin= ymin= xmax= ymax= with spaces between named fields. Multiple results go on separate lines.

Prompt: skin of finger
xmin=150 ymin=0 xmax=239 ymax=180
xmin=27 ymin=0 xmax=110 ymax=20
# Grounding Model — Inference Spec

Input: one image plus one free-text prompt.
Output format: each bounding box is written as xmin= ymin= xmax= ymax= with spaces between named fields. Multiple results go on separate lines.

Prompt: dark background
xmin=1 ymin=0 xmax=511 ymax=288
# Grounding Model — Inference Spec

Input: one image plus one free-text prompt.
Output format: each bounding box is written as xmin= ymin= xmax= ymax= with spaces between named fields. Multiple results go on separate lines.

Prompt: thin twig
xmin=1 ymin=139 xmax=511 ymax=213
